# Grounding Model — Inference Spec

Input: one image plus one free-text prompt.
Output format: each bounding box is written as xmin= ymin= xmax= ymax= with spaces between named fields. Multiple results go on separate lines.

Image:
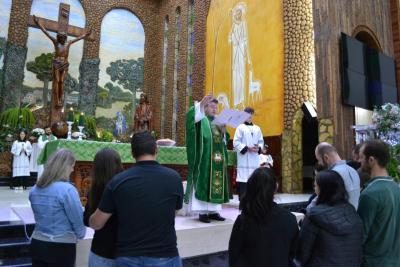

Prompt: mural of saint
xmin=229 ymin=3 xmax=248 ymax=108
xmin=229 ymin=2 xmax=262 ymax=108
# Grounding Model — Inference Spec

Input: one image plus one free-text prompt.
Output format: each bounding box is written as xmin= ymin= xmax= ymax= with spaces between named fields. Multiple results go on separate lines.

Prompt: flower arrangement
xmin=31 ymin=128 xmax=45 ymax=138
xmin=372 ymin=103 xmax=400 ymax=182
xmin=372 ymin=103 xmax=400 ymax=145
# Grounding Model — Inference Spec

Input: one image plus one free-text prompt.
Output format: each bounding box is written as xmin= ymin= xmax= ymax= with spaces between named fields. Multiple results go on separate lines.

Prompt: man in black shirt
xmin=90 ymin=132 xmax=184 ymax=266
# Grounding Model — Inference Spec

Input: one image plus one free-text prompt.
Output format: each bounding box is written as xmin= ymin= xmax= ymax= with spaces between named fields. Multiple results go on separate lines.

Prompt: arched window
xmin=97 ymin=9 xmax=144 ymax=132
xmin=160 ymin=16 xmax=169 ymax=138
xmin=186 ymin=0 xmax=195 ymax=105
xmin=171 ymin=7 xmax=181 ymax=140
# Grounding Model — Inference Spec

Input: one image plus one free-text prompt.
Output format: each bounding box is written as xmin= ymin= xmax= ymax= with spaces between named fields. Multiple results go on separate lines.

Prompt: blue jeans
xmin=116 ymin=256 xmax=182 ymax=267
xmin=89 ymin=251 xmax=116 ymax=267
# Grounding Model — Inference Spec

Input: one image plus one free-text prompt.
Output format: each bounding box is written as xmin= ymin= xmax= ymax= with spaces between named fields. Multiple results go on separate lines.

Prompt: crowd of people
xmin=19 ymin=97 xmax=400 ymax=267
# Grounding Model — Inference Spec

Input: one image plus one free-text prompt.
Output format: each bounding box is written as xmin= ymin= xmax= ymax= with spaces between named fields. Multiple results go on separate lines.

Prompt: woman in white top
xmin=11 ymin=130 xmax=32 ymax=190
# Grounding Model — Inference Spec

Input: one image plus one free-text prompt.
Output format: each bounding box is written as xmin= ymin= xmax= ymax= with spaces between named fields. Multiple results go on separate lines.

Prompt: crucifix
xmin=29 ymin=3 xmax=92 ymax=125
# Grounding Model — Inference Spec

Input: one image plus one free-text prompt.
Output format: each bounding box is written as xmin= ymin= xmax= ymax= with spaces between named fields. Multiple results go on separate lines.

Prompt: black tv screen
xmin=341 ymin=33 xmax=398 ymax=110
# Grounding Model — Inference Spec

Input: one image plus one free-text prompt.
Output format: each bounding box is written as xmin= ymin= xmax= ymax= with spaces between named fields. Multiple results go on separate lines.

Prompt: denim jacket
xmin=29 ymin=181 xmax=86 ymax=242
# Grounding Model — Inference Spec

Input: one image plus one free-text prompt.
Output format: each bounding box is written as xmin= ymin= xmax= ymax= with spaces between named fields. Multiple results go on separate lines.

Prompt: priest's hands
xmin=200 ymin=93 xmax=213 ymax=110
xmin=249 ymin=146 xmax=259 ymax=153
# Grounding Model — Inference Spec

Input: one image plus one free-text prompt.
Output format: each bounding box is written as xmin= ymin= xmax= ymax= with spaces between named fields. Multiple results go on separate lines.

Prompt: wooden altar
xmin=38 ymin=140 xmax=237 ymax=205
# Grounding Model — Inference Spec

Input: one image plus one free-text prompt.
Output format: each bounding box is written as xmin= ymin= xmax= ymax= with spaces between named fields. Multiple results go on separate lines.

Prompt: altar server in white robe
xmin=11 ymin=130 xmax=32 ymax=190
xmin=233 ymin=107 xmax=264 ymax=199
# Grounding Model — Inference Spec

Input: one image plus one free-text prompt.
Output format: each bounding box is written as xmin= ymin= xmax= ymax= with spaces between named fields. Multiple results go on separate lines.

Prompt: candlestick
xmin=67 ymin=121 xmax=73 ymax=140
xmin=78 ymin=126 xmax=84 ymax=141
xmin=67 ymin=107 xmax=74 ymax=122
xmin=78 ymin=112 xmax=85 ymax=126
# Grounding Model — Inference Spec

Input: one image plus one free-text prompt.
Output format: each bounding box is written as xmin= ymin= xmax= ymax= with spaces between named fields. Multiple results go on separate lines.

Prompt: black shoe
xmin=199 ymin=214 xmax=211 ymax=223
xmin=208 ymin=213 xmax=226 ymax=221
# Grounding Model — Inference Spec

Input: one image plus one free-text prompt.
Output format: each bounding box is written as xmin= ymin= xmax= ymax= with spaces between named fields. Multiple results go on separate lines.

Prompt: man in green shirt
xmin=184 ymin=94 xmax=230 ymax=223
xmin=358 ymin=140 xmax=400 ymax=267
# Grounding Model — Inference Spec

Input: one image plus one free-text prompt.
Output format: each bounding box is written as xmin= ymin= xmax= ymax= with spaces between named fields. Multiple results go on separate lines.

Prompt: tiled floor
xmin=0 ymin=186 xmax=309 ymax=226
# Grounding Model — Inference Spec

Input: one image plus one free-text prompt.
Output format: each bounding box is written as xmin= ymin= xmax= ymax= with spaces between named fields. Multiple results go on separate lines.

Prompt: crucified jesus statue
xmin=33 ymin=15 xmax=91 ymax=108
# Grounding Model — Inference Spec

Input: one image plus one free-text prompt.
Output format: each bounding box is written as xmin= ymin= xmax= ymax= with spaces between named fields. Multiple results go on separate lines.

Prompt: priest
xmin=37 ymin=126 xmax=57 ymax=178
xmin=184 ymin=94 xmax=230 ymax=223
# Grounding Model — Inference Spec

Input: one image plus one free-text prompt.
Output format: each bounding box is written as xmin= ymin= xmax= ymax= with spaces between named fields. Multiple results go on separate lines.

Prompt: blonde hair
xmin=36 ymin=149 xmax=76 ymax=188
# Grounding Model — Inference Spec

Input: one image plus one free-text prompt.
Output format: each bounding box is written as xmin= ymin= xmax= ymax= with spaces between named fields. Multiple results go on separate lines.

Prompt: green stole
xmin=184 ymin=106 xmax=229 ymax=204
xmin=41 ymin=135 xmax=56 ymax=142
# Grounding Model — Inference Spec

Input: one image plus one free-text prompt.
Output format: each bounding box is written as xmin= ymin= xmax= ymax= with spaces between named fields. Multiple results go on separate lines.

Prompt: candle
xmin=78 ymin=112 xmax=85 ymax=126
xmin=67 ymin=107 xmax=74 ymax=122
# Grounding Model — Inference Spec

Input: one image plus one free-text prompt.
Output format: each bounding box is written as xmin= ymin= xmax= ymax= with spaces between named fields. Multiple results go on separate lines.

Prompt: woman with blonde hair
xmin=29 ymin=149 xmax=86 ymax=267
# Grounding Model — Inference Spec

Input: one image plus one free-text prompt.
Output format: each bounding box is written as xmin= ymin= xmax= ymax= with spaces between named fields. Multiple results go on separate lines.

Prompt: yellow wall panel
xmin=206 ymin=0 xmax=284 ymax=136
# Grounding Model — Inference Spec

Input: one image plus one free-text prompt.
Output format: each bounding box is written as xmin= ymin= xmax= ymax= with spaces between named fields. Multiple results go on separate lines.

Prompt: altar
xmin=38 ymin=140 xmax=237 ymax=204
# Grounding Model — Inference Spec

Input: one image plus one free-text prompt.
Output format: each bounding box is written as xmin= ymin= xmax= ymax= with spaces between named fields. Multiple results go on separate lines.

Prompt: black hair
xmin=316 ymin=170 xmax=348 ymax=206
xmin=17 ymin=130 xmax=28 ymax=142
xmin=87 ymin=148 xmax=123 ymax=215
xmin=362 ymin=139 xmax=390 ymax=168
xmin=244 ymin=107 xmax=254 ymax=114
xmin=131 ymin=131 xmax=157 ymax=158
xmin=240 ymin=167 xmax=277 ymax=223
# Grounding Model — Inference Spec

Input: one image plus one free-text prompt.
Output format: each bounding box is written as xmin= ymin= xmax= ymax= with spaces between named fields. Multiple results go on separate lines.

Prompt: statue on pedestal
xmin=134 ymin=93 xmax=153 ymax=133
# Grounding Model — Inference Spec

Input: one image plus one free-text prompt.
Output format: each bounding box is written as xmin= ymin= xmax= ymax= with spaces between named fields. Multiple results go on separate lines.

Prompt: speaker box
xmin=301 ymin=102 xmax=317 ymax=122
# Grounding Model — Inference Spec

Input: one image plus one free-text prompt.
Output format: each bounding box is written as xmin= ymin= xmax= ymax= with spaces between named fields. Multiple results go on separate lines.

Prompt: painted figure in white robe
xmin=11 ymin=130 xmax=32 ymax=190
xmin=233 ymin=107 xmax=264 ymax=199
xmin=229 ymin=3 xmax=249 ymax=108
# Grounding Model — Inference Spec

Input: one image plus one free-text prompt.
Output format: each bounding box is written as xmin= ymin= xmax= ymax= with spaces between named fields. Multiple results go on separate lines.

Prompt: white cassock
xmin=11 ymin=141 xmax=32 ymax=177
xmin=233 ymin=123 xmax=264 ymax=183
xmin=37 ymin=135 xmax=57 ymax=179
xmin=29 ymin=143 xmax=40 ymax=172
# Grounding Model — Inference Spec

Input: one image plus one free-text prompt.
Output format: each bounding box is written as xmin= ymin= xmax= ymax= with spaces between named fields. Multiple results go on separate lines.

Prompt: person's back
xmin=296 ymin=170 xmax=362 ymax=267
xmin=357 ymin=140 xmax=400 ymax=267
xmin=330 ymin=161 xmax=360 ymax=209
xmin=358 ymin=177 xmax=400 ymax=266
xmin=297 ymin=203 xmax=362 ymax=266
xmin=30 ymin=181 xmax=86 ymax=240
xmin=101 ymin=162 xmax=183 ymax=257
xmin=229 ymin=167 xmax=298 ymax=267
xmin=230 ymin=204 xmax=298 ymax=267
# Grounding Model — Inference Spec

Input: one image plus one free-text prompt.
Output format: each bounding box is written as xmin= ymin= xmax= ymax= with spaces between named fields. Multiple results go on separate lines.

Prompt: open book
xmin=211 ymin=109 xmax=251 ymax=128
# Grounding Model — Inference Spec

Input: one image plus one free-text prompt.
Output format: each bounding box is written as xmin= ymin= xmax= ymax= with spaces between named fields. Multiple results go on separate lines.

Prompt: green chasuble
xmin=184 ymin=106 xmax=229 ymax=204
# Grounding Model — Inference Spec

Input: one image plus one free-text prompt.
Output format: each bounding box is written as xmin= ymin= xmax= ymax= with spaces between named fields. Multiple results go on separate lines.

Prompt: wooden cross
xmin=28 ymin=3 xmax=93 ymax=126
xmin=28 ymin=3 xmax=93 ymax=39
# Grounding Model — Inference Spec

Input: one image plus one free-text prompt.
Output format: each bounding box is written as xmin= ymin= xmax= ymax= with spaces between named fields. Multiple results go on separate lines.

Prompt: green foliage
xmin=104 ymin=82 xmax=134 ymax=101
xmin=84 ymin=115 xmax=97 ymax=139
xmin=26 ymin=53 xmax=53 ymax=82
xmin=96 ymin=129 xmax=113 ymax=142
xmin=64 ymin=73 xmax=79 ymax=94
xmin=95 ymin=116 xmax=114 ymax=132
xmin=0 ymin=125 xmax=15 ymax=152
xmin=0 ymin=106 xmax=35 ymax=130
xmin=106 ymin=58 xmax=144 ymax=95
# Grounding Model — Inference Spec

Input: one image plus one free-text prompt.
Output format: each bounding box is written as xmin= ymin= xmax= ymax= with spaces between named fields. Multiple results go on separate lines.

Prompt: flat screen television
xmin=341 ymin=33 xmax=398 ymax=110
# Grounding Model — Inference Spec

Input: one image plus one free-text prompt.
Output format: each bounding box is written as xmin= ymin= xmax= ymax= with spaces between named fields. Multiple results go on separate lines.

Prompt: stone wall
xmin=281 ymin=0 xmax=316 ymax=192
